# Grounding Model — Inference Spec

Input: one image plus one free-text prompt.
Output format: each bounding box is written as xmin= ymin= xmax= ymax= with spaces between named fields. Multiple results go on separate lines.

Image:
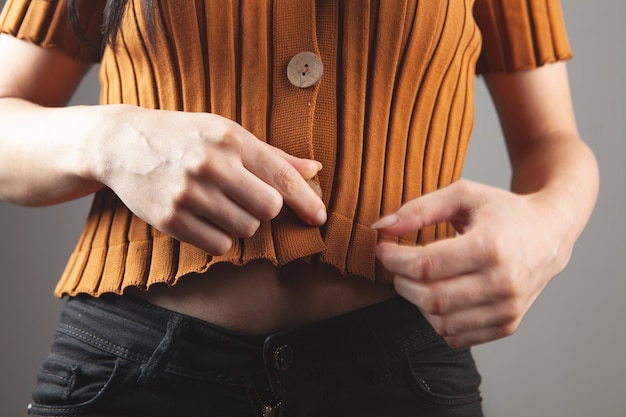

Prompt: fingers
xmin=161 ymin=208 xmax=235 ymax=256
xmin=434 ymin=321 xmax=521 ymax=348
xmin=376 ymin=237 xmax=487 ymax=282
xmin=274 ymin=147 xmax=324 ymax=180
xmin=372 ymin=180 xmax=479 ymax=236
xmin=394 ymin=274 xmax=525 ymax=348
xmin=377 ymin=236 xmax=527 ymax=347
xmin=425 ymin=305 xmax=523 ymax=348
xmin=242 ymin=142 xmax=327 ymax=226
xmin=393 ymin=271 xmax=512 ymax=317
xmin=177 ymin=177 xmax=263 ymax=238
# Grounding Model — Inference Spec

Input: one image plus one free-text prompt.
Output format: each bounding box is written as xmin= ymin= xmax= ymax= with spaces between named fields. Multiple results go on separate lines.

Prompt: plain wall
xmin=1 ymin=1 xmax=624 ymax=416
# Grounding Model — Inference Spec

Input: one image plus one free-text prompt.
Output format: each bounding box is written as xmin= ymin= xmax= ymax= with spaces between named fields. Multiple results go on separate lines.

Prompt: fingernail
xmin=315 ymin=161 xmax=323 ymax=171
xmin=313 ymin=209 xmax=327 ymax=226
xmin=371 ymin=214 xmax=399 ymax=229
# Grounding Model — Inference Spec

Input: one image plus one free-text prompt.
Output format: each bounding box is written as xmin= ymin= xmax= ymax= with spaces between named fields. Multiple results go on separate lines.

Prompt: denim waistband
xmin=58 ymin=293 xmax=439 ymax=393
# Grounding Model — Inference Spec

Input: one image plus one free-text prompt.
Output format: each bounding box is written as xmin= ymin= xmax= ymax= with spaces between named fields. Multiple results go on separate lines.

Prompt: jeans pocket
xmin=404 ymin=336 xmax=482 ymax=407
xmin=28 ymin=336 xmax=127 ymax=416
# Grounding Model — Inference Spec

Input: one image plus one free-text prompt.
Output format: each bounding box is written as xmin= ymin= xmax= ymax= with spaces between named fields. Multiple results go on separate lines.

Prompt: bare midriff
xmin=127 ymin=260 xmax=398 ymax=334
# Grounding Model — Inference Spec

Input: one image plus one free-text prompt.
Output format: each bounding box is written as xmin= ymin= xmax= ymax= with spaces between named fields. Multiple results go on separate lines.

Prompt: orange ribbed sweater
xmin=0 ymin=0 xmax=572 ymax=297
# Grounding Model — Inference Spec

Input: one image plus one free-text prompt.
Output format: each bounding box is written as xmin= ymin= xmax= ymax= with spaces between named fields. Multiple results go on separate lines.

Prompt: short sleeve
xmin=473 ymin=0 xmax=573 ymax=74
xmin=0 ymin=0 xmax=106 ymax=62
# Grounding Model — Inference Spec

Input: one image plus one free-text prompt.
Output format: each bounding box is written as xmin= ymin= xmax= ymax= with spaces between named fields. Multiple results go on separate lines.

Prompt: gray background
xmin=1 ymin=1 xmax=624 ymax=416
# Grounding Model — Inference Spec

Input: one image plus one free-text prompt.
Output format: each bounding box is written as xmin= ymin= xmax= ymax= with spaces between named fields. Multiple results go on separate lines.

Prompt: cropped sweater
xmin=0 ymin=0 xmax=572 ymax=297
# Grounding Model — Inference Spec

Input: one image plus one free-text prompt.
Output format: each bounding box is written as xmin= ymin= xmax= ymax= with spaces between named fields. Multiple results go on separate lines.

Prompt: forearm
xmin=482 ymin=63 xmax=599 ymax=259
xmin=0 ymin=98 xmax=106 ymax=206
xmin=509 ymin=131 xmax=599 ymax=254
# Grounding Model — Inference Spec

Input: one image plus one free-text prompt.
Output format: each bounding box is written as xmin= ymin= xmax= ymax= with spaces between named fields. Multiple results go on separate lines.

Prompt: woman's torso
xmin=58 ymin=0 xmax=481 ymax=331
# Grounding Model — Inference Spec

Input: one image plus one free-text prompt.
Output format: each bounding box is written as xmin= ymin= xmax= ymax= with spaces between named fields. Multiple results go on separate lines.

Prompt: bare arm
xmin=0 ymin=34 xmax=102 ymax=204
xmin=486 ymin=62 xmax=598 ymax=245
xmin=374 ymin=62 xmax=599 ymax=347
xmin=0 ymin=35 xmax=327 ymax=255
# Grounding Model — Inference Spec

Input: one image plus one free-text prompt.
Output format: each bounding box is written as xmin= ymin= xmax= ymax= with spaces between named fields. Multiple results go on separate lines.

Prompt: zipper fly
xmin=262 ymin=405 xmax=277 ymax=417
xmin=253 ymin=390 xmax=281 ymax=417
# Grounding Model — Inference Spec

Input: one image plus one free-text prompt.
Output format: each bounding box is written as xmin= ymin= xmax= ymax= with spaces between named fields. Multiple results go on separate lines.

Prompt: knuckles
xmin=255 ymin=191 xmax=283 ymax=221
xmin=157 ymin=205 xmax=186 ymax=235
xmin=472 ymin=232 xmax=507 ymax=269
xmin=236 ymin=218 xmax=262 ymax=239
xmin=409 ymin=253 xmax=439 ymax=282
xmin=494 ymin=275 xmax=523 ymax=301
xmin=414 ymin=278 xmax=526 ymax=346
xmin=450 ymin=178 xmax=476 ymax=197
xmin=271 ymin=166 xmax=302 ymax=196
xmin=498 ymin=319 xmax=522 ymax=338
xmin=206 ymin=236 xmax=234 ymax=257
xmin=418 ymin=288 xmax=449 ymax=316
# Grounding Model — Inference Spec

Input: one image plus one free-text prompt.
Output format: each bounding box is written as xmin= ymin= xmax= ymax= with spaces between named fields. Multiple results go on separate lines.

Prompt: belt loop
xmin=138 ymin=314 xmax=189 ymax=387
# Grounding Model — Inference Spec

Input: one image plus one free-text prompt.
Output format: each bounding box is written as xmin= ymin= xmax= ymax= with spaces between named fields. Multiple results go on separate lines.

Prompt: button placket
xmin=270 ymin=0 xmax=322 ymax=159
xmin=268 ymin=0 xmax=328 ymax=264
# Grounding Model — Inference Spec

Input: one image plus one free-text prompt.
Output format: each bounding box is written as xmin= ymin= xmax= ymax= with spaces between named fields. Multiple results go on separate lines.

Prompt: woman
xmin=0 ymin=0 xmax=598 ymax=416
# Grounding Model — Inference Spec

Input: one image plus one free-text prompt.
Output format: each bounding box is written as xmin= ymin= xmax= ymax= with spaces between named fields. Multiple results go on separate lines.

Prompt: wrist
xmin=524 ymin=189 xmax=577 ymax=275
xmin=75 ymin=104 xmax=131 ymax=186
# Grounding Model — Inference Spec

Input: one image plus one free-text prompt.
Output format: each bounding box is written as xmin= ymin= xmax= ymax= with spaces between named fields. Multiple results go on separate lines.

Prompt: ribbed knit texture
xmin=0 ymin=0 xmax=104 ymax=61
xmin=474 ymin=0 xmax=572 ymax=73
xmin=0 ymin=0 xmax=572 ymax=297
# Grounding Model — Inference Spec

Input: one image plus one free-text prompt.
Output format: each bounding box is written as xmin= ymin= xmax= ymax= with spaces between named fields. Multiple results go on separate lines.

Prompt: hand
xmin=93 ymin=105 xmax=327 ymax=256
xmin=373 ymin=180 xmax=572 ymax=347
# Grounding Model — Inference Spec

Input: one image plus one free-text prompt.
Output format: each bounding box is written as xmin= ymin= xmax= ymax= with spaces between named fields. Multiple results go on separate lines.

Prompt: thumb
xmin=371 ymin=180 xmax=477 ymax=236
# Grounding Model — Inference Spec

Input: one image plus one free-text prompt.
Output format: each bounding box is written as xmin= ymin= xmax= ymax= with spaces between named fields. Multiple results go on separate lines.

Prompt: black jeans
xmin=28 ymin=293 xmax=483 ymax=417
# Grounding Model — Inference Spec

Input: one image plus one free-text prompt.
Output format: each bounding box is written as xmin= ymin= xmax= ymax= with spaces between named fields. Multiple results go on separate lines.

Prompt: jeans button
xmin=273 ymin=344 xmax=294 ymax=371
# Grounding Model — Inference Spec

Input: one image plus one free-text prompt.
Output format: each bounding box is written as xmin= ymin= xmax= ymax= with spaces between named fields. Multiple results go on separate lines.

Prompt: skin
xmin=0 ymin=34 xmax=598 ymax=346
